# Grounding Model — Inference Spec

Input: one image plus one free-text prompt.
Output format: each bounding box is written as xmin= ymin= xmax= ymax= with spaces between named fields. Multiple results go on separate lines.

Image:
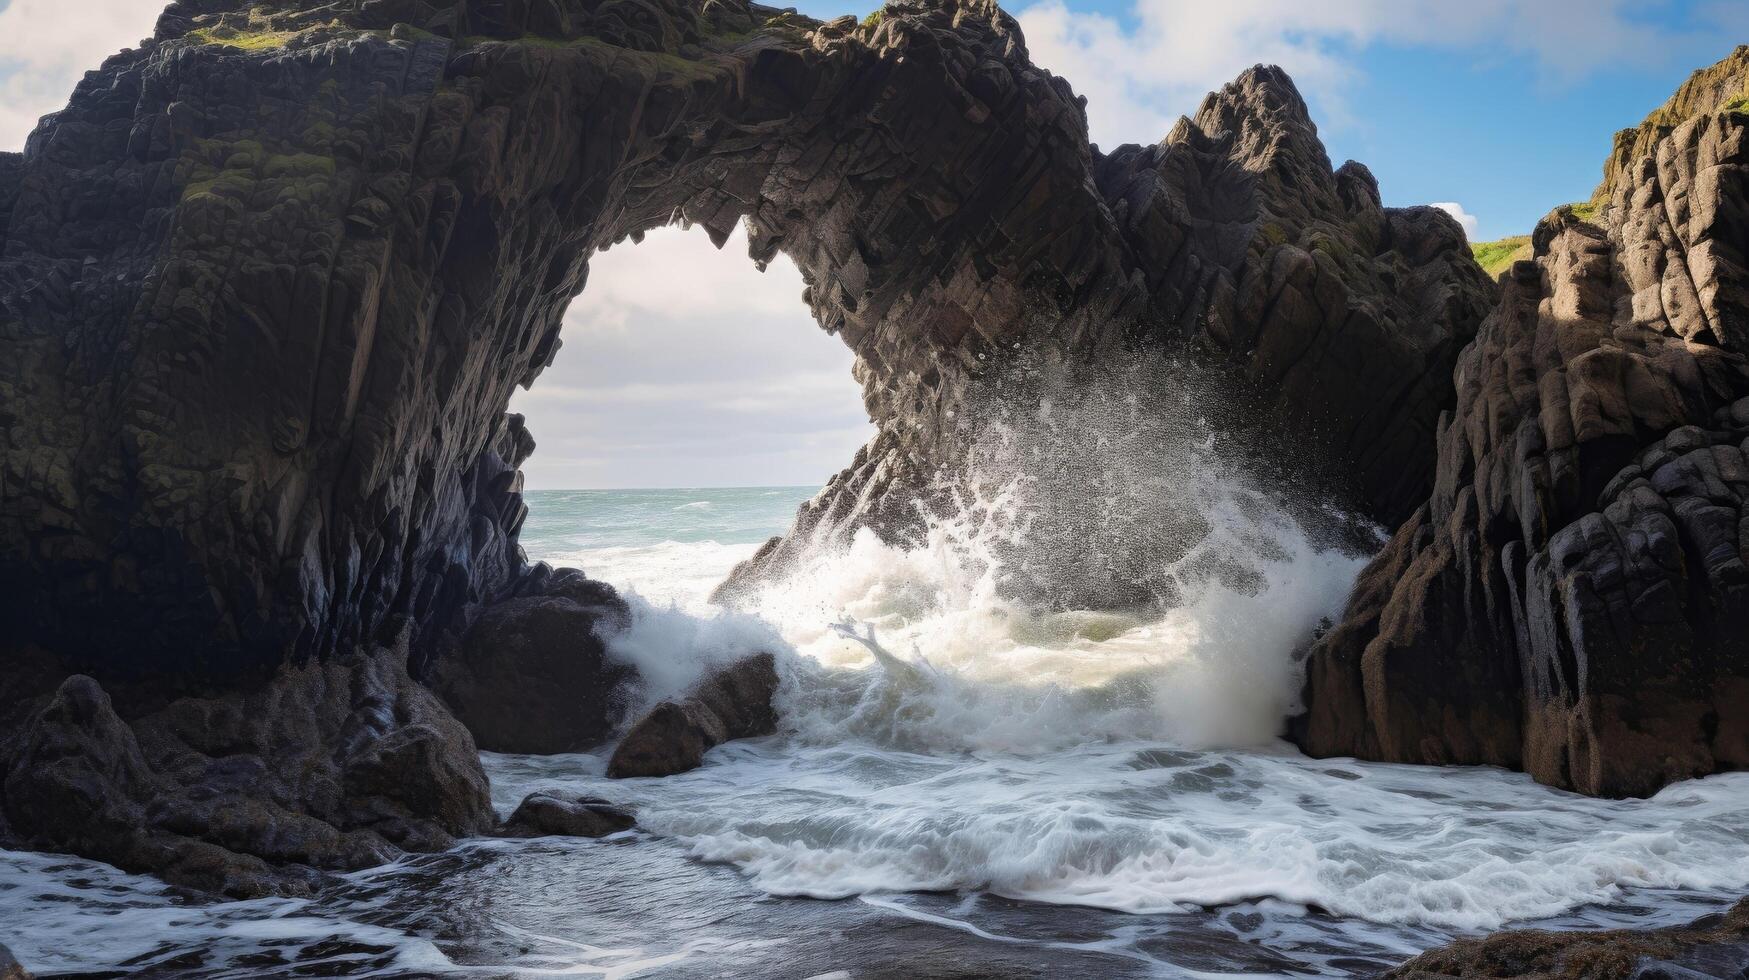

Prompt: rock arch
xmin=0 ymin=0 xmax=1491 ymax=888
xmin=0 ymin=0 xmax=1487 ymax=681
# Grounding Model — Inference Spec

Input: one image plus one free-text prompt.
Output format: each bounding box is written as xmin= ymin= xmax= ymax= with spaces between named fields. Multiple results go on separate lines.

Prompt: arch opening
xmin=508 ymin=222 xmax=874 ymax=609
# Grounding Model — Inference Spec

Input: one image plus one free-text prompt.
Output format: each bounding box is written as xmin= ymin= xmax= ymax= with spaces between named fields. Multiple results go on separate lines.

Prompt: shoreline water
xmin=3 ymin=486 xmax=1746 ymax=978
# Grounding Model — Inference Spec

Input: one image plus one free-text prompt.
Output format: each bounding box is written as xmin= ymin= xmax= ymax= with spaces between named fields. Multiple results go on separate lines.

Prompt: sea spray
xmin=688 ymin=357 xmax=1377 ymax=754
xmin=498 ymin=365 xmax=1749 ymax=944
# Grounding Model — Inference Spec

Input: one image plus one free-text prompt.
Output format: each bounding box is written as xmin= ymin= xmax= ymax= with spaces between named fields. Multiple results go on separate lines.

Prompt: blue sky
xmin=2 ymin=0 xmax=1744 ymax=487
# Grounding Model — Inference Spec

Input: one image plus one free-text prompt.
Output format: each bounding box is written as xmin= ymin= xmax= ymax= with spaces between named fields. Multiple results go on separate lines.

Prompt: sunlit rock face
xmin=1296 ymin=46 xmax=1749 ymax=798
xmin=0 ymin=0 xmax=1490 ymax=885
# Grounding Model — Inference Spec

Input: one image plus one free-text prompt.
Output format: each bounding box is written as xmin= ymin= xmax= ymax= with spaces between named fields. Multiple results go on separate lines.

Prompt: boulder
xmin=430 ymin=580 xmax=633 ymax=755
xmin=499 ymin=792 xmax=636 ymax=839
xmin=1390 ymin=897 xmax=1749 ymax=978
xmin=0 ymin=649 xmax=493 ymax=897
xmin=608 ymin=653 xmax=780 ymax=778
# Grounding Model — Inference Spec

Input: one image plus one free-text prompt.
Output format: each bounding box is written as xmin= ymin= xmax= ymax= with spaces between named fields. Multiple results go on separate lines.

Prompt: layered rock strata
xmin=1296 ymin=48 xmax=1749 ymax=797
xmin=0 ymin=0 xmax=1485 ymax=886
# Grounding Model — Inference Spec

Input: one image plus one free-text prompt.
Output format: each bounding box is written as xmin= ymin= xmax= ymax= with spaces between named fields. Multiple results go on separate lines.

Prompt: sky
xmin=1 ymin=1 xmax=1742 ymax=488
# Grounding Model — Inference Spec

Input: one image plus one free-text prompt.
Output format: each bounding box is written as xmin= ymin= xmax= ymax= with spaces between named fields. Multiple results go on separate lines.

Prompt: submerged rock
xmin=431 ymin=576 xmax=632 ymax=754
xmin=499 ymin=793 xmax=636 ymax=839
xmin=1390 ymin=896 xmax=1749 ymax=978
xmin=0 ymin=943 xmax=29 ymax=980
xmin=608 ymin=653 xmax=780 ymax=778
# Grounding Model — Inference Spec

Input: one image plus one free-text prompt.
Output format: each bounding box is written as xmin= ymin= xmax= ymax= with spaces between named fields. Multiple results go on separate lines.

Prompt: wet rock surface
xmin=608 ymin=653 xmax=779 ymax=778
xmin=1390 ymin=897 xmax=1749 ymax=979
xmin=0 ymin=643 xmax=493 ymax=896
xmin=1295 ymin=46 xmax=1749 ymax=798
xmin=499 ymin=792 xmax=636 ymax=838
xmin=431 ymin=573 xmax=632 ymax=754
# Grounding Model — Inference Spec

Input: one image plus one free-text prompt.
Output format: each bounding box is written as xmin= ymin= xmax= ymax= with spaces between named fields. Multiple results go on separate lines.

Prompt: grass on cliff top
xmin=189 ymin=25 xmax=301 ymax=51
xmin=1471 ymin=235 xmax=1532 ymax=278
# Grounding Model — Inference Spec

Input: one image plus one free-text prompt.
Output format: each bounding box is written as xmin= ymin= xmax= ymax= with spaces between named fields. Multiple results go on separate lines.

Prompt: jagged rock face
xmin=0 ymin=0 xmax=1486 ymax=683
xmin=431 ymin=572 xmax=631 ymax=753
xmin=0 ymin=647 xmax=494 ymax=896
xmin=1096 ymin=70 xmax=1495 ymax=523
xmin=1296 ymin=48 xmax=1749 ymax=798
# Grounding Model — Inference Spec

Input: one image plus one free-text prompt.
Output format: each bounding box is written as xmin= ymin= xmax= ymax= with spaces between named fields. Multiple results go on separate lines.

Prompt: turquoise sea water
xmin=520 ymin=487 xmax=815 ymax=551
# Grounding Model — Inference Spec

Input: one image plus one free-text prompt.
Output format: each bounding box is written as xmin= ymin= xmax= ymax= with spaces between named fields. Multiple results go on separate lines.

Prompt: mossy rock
xmin=189 ymin=25 xmax=301 ymax=51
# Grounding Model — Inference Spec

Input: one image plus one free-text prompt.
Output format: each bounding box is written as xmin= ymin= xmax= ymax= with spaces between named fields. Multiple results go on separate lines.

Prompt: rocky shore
xmin=0 ymin=0 xmax=1744 ymax=972
xmin=1295 ymin=45 xmax=1749 ymax=799
xmin=0 ymin=0 xmax=1488 ymax=889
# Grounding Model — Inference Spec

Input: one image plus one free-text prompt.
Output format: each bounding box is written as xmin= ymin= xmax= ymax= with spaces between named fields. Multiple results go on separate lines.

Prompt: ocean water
xmin=6 ymin=478 xmax=1749 ymax=978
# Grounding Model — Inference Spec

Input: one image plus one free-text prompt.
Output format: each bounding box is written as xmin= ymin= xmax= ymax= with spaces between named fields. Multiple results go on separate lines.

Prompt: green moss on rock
xmin=189 ymin=25 xmax=300 ymax=51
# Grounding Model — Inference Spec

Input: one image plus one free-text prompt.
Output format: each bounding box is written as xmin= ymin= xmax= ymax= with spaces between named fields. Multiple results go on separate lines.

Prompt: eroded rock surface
xmin=608 ymin=652 xmax=779 ymax=778
xmin=0 ymin=0 xmax=1483 ymax=885
xmin=0 ymin=644 xmax=493 ymax=896
xmin=1390 ymin=897 xmax=1749 ymax=978
xmin=0 ymin=944 xmax=30 ymax=980
xmin=1296 ymin=47 xmax=1749 ymax=797
xmin=431 ymin=571 xmax=631 ymax=753
xmin=0 ymin=0 xmax=1486 ymax=677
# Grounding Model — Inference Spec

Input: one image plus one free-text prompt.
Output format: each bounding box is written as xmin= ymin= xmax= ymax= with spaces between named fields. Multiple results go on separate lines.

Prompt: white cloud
xmin=0 ymin=0 xmax=161 ymax=150
xmin=513 ymin=224 xmax=875 ymax=489
xmin=573 ymin=225 xmax=808 ymax=330
xmin=1016 ymin=0 xmax=1703 ymax=149
xmin=1430 ymin=202 xmax=1479 ymax=240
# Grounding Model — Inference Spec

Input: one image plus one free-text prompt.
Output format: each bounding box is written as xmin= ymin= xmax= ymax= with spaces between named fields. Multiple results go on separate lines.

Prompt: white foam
xmin=500 ymin=365 xmax=1749 ymax=936
xmin=487 ymin=745 xmax=1749 ymax=932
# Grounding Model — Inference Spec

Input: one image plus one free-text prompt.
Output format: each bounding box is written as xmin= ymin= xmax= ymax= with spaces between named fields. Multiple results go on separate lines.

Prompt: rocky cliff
xmin=1296 ymin=46 xmax=1749 ymax=798
xmin=0 ymin=0 xmax=1487 ymax=887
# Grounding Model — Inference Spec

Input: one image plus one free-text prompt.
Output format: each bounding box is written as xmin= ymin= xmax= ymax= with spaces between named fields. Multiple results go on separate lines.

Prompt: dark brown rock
xmin=499 ymin=792 xmax=636 ymax=838
xmin=1391 ymin=897 xmax=1749 ymax=978
xmin=430 ymin=581 xmax=632 ymax=754
xmin=608 ymin=653 xmax=779 ymax=778
xmin=1295 ymin=47 xmax=1749 ymax=797
xmin=0 ymin=0 xmax=1482 ymax=884
xmin=0 ymin=645 xmax=493 ymax=896
xmin=0 ymin=0 xmax=1485 ymax=680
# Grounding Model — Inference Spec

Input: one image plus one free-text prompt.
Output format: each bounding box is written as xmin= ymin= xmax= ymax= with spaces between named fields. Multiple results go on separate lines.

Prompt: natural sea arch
xmin=0 ymin=0 xmax=1485 ymax=683
xmin=507 ymin=223 xmax=872 ymax=494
